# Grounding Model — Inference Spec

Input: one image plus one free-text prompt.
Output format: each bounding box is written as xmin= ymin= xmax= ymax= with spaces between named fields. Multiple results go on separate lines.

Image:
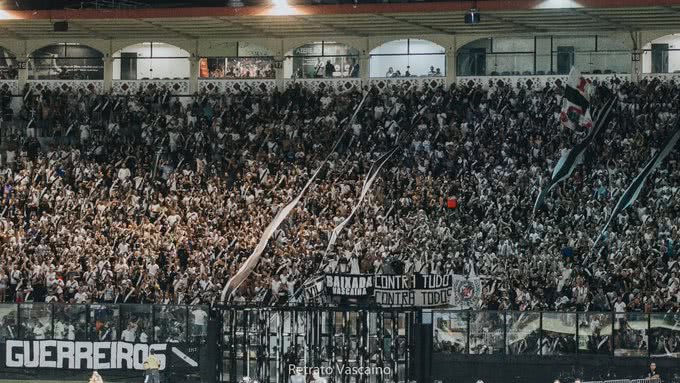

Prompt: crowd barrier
xmin=428 ymin=310 xmax=680 ymax=358
xmin=0 ymin=303 xmax=216 ymax=383
xmin=1 ymin=73 xmax=680 ymax=99
xmin=1 ymin=303 xmax=679 ymax=382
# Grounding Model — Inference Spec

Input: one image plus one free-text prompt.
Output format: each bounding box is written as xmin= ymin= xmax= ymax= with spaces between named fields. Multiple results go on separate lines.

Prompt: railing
xmin=112 ymin=78 xmax=190 ymax=94
xmin=0 ymin=79 xmax=18 ymax=95
xmin=198 ymin=78 xmax=276 ymax=93
xmin=428 ymin=310 xmax=680 ymax=358
xmin=368 ymin=76 xmax=445 ymax=92
xmin=583 ymin=380 xmax=660 ymax=383
xmin=284 ymin=77 xmax=362 ymax=93
xmin=26 ymin=79 xmax=104 ymax=93
xmin=456 ymin=73 xmax=632 ymax=88
xmin=5 ymin=73 xmax=680 ymax=98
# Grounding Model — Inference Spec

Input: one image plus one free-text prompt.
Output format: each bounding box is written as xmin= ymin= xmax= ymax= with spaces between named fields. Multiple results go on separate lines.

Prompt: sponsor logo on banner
xmin=3 ymin=340 xmax=197 ymax=371
xmin=325 ymin=274 xmax=373 ymax=297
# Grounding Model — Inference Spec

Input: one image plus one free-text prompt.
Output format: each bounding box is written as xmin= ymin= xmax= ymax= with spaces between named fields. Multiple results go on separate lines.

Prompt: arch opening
xmin=285 ymin=41 xmax=360 ymax=79
xmin=642 ymin=34 xmax=680 ymax=74
xmin=457 ymin=36 xmax=630 ymax=77
xmin=113 ymin=42 xmax=190 ymax=80
xmin=369 ymin=39 xmax=445 ymax=78
xmin=199 ymin=42 xmax=274 ymax=79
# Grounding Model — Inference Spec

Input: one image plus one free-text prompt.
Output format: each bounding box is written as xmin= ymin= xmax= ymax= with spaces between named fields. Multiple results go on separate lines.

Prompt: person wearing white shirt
xmin=118 ymin=165 xmax=131 ymax=182
xmin=191 ymin=309 xmax=208 ymax=338
xmin=121 ymin=323 xmax=137 ymax=342
xmin=614 ymin=296 xmax=626 ymax=329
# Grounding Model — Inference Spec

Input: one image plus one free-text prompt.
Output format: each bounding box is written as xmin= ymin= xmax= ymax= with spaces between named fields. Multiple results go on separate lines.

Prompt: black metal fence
xmin=218 ymin=305 xmax=417 ymax=383
xmin=1 ymin=304 xmax=680 ymax=382
xmin=428 ymin=310 xmax=680 ymax=358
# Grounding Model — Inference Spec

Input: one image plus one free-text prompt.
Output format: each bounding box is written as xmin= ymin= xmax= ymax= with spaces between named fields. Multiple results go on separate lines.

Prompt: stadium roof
xmin=1 ymin=0 xmax=680 ymax=39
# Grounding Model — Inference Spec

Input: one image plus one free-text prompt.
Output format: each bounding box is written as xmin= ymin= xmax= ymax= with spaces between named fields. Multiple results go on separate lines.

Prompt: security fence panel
xmin=0 ymin=303 xmax=213 ymax=383
xmin=650 ymin=312 xmax=680 ymax=358
xmin=221 ymin=306 xmax=415 ymax=383
xmin=154 ymin=304 xmax=189 ymax=342
xmin=614 ymin=312 xmax=649 ymax=357
xmin=540 ymin=312 xmax=577 ymax=355
xmin=0 ymin=304 xmax=18 ymax=341
xmin=119 ymin=304 xmax=152 ymax=343
xmin=90 ymin=303 xmax=118 ymax=341
xmin=52 ymin=304 xmax=87 ymax=340
xmin=433 ymin=310 xmax=468 ymax=354
xmin=19 ymin=303 xmax=53 ymax=339
xmin=578 ymin=312 xmax=613 ymax=355
xmin=506 ymin=311 xmax=540 ymax=355
xmin=469 ymin=311 xmax=504 ymax=355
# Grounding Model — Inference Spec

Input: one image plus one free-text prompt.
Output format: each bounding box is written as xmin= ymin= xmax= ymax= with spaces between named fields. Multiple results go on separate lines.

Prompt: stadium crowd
xmin=0 ymin=77 xmax=678 ymax=324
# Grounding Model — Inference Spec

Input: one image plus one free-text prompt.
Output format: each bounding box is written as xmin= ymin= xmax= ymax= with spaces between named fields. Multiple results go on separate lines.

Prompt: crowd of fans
xmin=0 ymin=77 xmax=678 ymax=329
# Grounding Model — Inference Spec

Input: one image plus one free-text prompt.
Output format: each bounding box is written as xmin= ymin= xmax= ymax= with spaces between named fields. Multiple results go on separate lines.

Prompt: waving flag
xmin=560 ymin=67 xmax=593 ymax=129
xmin=220 ymin=92 xmax=368 ymax=302
xmin=533 ymin=96 xmax=617 ymax=214
xmin=594 ymin=118 xmax=680 ymax=248
xmin=324 ymin=146 xmax=399 ymax=255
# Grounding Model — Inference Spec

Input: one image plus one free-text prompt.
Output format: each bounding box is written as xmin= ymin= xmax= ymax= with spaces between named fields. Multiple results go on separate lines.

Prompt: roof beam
xmin=569 ymin=8 xmax=634 ymax=31
xmin=0 ymin=25 xmax=26 ymax=39
xmin=68 ymin=20 xmax=112 ymax=39
xmin=375 ymin=14 xmax=452 ymax=35
xmin=294 ymin=16 xmax=366 ymax=37
xmin=213 ymin=17 xmax=280 ymax=39
xmin=482 ymin=13 xmax=542 ymax=33
xmin=138 ymin=19 xmax=197 ymax=39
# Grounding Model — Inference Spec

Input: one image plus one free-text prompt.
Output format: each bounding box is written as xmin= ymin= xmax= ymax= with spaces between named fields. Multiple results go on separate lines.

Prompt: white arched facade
xmin=112 ymin=42 xmax=191 ymax=80
xmin=642 ymin=34 xmax=680 ymax=74
xmin=369 ymin=39 xmax=445 ymax=78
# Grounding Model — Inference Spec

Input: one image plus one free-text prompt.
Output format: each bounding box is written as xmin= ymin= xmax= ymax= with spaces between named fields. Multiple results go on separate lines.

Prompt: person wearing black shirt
xmin=324 ymin=60 xmax=334 ymax=78
xmin=647 ymin=362 xmax=660 ymax=380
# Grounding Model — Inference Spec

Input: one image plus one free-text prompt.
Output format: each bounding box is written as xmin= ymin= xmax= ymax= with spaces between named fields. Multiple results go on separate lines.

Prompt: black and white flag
xmin=533 ymin=96 xmax=616 ymax=214
xmin=594 ymin=117 xmax=680 ymax=247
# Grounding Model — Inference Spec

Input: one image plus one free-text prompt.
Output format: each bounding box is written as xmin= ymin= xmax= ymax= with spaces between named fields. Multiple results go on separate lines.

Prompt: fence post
xmin=151 ymin=305 xmax=156 ymax=343
xmin=50 ymin=303 xmax=55 ymax=339
xmin=575 ymin=311 xmax=579 ymax=355
xmin=647 ymin=313 xmax=652 ymax=358
xmin=216 ymin=306 xmax=224 ymax=383
xmin=466 ymin=310 xmax=471 ymax=355
xmin=539 ymin=312 xmax=543 ymax=356
xmin=503 ymin=311 xmax=508 ymax=355
xmin=185 ymin=305 xmax=190 ymax=342
xmin=611 ymin=311 xmax=615 ymax=358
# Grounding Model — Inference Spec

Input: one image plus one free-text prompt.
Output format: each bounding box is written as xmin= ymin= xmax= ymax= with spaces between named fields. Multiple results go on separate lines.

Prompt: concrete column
xmin=360 ymin=54 xmax=369 ymax=87
xmin=274 ymin=56 xmax=285 ymax=91
xmin=445 ymin=45 xmax=457 ymax=88
xmin=630 ymin=31 xmax=642 ymax=84
xmin=189 ymin=56 xmax=199 ymax=94
xmin=17 ymin=54 xmax=28 ymax=92
xmin=103 ymin=57 xmax=114 ymax=92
